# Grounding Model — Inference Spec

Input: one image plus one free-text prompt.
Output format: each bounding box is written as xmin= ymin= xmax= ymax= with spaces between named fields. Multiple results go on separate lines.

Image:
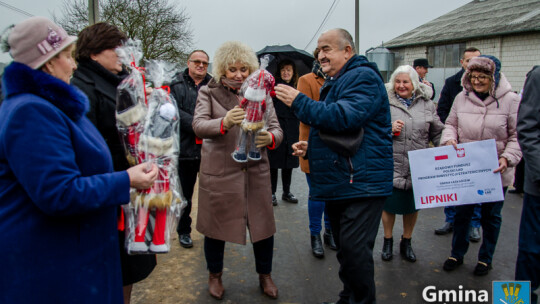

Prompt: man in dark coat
xmin=434 ymin=47 xmax=483 ymax=241
xmin=516 ymin=65 xmax=540 ymax=304
xmin=275 ymin=28 xmax=393 ymax=304
xmin=413 ymin=58 xmax=435 ymax=100
xmin=170 ymin=50 xmax=211 ymax=248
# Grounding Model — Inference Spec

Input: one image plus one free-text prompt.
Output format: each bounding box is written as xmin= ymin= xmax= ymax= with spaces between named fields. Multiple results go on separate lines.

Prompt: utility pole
xmin=88 ymin=0 xmax=99 ymax=25
xmin=355 ymin=0 xmax=359 ymax=53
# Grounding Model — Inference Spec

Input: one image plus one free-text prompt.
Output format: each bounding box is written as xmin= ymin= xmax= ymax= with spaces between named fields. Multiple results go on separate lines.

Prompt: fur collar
xmin=2 ymin=62 xmax=89 ymax=121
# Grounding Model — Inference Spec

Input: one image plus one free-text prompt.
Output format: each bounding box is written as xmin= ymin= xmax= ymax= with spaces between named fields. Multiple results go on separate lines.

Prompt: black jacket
xmin=170 ymin=69 xmax=211 ymax=160
xmin=71 ymin=59 xmax=130 ymax=172
xmin=517 ymin=65 xmax=540 ymax=197
xmin=437 ymin=69 xmax=464 ymax=123
xmin=268 ymin=80 xmax=299 ymax=169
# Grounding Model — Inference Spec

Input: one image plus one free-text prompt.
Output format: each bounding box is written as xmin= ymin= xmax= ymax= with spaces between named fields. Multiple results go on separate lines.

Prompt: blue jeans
xmin=450 ymin=188 xmax=506 ymax=264
xmin=515 ymin=193 xmax=540 ymax=304
xmin=444 ymin=204 xmax=482 ymax=227
xmin=306 ymin=173 xmax=331 ymax=235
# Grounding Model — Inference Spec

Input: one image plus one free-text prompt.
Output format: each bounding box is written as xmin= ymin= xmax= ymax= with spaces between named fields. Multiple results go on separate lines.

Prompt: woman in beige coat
xmin=381 ymin=65 xmax=445 ymax=263
xmin=192 ymin=41 xmax=283 ymax=300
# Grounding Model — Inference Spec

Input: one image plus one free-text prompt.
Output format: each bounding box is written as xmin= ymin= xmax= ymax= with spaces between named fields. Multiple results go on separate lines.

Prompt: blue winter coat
xmin=291 ymin=55 xmax=393 ymax=201
xmin=0 ymin=62 xmax=130 ymax=303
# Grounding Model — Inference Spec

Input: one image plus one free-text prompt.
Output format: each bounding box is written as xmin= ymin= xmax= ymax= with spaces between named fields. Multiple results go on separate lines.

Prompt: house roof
xmin=384 ymin=0 xmax=540 ymax=49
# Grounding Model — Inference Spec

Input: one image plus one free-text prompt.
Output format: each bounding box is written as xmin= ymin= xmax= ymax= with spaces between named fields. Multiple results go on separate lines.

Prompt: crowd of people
xmin=0 ymin=15 xmax=538 ymax=304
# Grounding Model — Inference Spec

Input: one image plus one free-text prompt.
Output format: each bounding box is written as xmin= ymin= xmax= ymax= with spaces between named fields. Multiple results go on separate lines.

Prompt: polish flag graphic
xmin=434 ymin=155 xmax=448 ymax=161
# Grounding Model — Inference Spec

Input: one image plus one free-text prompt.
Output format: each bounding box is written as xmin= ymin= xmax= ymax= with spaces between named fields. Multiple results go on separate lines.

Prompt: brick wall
xmin=387 ymin=32 xmax=540 ymax=92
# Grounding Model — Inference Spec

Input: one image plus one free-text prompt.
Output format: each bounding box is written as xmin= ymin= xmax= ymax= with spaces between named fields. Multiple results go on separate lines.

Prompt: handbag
xmin=319 ymin=128 xmax=364 ymax=158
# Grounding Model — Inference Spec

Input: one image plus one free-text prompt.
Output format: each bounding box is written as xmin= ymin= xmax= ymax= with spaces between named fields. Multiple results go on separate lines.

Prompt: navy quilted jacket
xmin=292 ymin=55 xmax=393 ymax=201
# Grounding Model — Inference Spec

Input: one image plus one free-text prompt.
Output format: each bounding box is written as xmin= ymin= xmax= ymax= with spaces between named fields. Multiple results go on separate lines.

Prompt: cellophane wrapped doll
xmin=115 ymin=39 xmax=146 ymax=167
xmin=232 ymin=55 xmax=276 ymax=162
xmin=124 ymin=60 xmax=185 ymax=254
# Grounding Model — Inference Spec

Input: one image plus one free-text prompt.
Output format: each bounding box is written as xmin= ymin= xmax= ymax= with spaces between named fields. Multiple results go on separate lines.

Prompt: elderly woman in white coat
xmin=441 ymin=55 xmax=521 ymax=276
xmin=381 ymin=65 xmax=444 ymax=263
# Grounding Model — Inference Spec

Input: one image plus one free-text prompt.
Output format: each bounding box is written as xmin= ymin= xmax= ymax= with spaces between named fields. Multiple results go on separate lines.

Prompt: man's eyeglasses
xmin=189 ymin=59 xmax=209 ymax=67
xmin=469 ymin=74 xmax=491 ymax=82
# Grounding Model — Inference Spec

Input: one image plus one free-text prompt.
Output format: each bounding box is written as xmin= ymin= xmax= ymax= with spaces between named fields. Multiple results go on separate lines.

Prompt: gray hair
xmin=387 ymin=65 xmax=421 ymax=93
xmin=333 ymin=28 xmax=356 ymax=54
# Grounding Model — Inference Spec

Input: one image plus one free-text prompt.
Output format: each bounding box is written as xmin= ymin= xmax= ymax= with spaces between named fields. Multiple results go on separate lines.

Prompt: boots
xmin=208 ymin=272 xmax=224 ymax=299
xmin=259 ymin=273 xmax=278 ymax=299
xmin=381 ymin=237 xmax=393 ymax=261
xmin=323 ymin=229 xmax=337 ymax=250
xmin=311 ymin=234 xmax=324 ymax=258
xmin=400 ymin=236 xmax=416 ymax=262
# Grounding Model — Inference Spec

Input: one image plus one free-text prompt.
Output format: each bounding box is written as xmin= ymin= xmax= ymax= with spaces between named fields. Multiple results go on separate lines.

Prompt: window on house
xmin=427 ymin=43 xmax=466 ymax=68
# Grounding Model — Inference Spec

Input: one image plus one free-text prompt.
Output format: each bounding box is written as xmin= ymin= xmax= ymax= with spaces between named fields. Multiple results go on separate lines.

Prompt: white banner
xmin=408 ymin=139 xmax=504 ymax=210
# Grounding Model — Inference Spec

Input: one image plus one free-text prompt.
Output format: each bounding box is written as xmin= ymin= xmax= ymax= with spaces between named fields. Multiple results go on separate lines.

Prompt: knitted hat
xmin=1 ymin=17 xmax=77 ymax=69
xmin=462 ymin=55 xmax=502 ymax=98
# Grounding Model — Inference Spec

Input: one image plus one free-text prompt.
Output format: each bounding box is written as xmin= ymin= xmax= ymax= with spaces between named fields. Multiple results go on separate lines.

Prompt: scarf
xmin=396 ymin=93 xmax=415 ymax=108
xmin=312 ymin=61 xmax=327 ymax=79
xmin=220 ymin=76 xmax=243 ymax=94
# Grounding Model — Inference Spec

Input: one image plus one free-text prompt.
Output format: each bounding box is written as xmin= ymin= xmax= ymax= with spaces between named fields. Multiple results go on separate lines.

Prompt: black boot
xmin=311 ymin=234 xmax=324 ymax=258
xmin=323 ymin=229 xmax=337 ymax=250
xmin=381 ymin=237 xmax=393 ymax=261
xmin=400 ymin=236 xmax=416 ymax=262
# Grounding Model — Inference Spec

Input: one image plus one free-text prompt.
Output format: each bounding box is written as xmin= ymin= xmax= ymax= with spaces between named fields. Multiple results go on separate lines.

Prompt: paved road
xmin=132 ymin=168 xmax=524 ymax=304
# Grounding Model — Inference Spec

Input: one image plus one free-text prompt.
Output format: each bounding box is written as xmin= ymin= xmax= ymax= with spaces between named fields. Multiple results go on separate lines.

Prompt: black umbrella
xmin=256 ymin=44 xmax=314 ymax=79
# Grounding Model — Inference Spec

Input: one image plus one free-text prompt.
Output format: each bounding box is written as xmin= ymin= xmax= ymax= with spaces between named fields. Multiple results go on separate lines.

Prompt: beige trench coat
xmin=192 ymin=79 xmax=283 ymax=244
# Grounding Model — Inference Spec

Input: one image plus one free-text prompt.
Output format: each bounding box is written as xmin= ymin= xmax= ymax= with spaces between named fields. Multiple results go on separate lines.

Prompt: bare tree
xmin=54 ymin=0 xmax=193 ymax=63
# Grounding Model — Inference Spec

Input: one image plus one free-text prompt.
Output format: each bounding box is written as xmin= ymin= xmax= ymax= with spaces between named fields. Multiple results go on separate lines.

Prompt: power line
xmin=304 ymin=0 xmax=340 ymax=51
xmin=0 ymin=1 xmax=34 ymax=18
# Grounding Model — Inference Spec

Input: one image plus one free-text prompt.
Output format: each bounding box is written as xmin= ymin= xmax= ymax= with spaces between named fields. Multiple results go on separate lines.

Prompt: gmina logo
xmin=422 ymin=285 xmax=488 ymax=303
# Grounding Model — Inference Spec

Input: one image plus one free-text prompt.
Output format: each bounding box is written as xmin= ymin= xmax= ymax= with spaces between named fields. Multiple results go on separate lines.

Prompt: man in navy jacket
xmin=275 ymin=28 xmax=393 ymax=304
xmin=516 ymin=65 xmax=540 ymax=304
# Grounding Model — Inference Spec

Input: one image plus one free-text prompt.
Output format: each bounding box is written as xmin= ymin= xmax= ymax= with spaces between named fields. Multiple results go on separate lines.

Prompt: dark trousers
xmin=451 ymin=188 xmax=506 ymax=264
xmin=444 ymin=204 xmax=482 ymax=227
xmin=204 ymin=236 xmax=274 ymax=274
xmin=326 ymin=196 xmax=385 ymax=304
xmin=513 ymin=159 xmax=525 ymax=191
xmin=270 ymin=168 xmax=292 ymax=194
xmin=176 ymin=159 xmax=200 ymax=235
xmin=515 ymin=193 xmax=540 ymax=304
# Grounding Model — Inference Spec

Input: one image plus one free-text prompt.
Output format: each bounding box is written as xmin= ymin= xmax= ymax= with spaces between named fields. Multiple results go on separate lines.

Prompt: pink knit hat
xmin=4 ymin=16 xmax=77 ymax=69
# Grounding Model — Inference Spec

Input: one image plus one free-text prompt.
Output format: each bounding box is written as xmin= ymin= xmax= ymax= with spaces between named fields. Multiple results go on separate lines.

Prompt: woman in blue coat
xmin=0 ymin=17 xmax=157 ymax=304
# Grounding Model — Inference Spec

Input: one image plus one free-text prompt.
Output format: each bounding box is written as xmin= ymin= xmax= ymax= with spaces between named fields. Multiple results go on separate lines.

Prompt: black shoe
xmin=443 ymin=257 xmax=463 ymax=271
xmin=282 ymin=192 xmax=298 ymax=203
xmin=272 ymin=194 xmax=278 ymax=206
xmin=179 ymin=234 xmax=193 ymax=248
xmin=399 ymin=236 xmax=416 ymax=262
xmin=435 ymin=222 xmax=453 ymax=235
xmin=311 ymin=234 xmax=324 ymax=258
xmin=323 ymin=229 xmax=337 ymax=250
xmin=469 ymin=226 xmax=481 ymax=243
xmin=473 ymin=261 xmax=492 ymax=276
xmin=381 ymin=237 xmax=393 ymax=261
xmin=508 ymin=188 xmax=523 ymax=194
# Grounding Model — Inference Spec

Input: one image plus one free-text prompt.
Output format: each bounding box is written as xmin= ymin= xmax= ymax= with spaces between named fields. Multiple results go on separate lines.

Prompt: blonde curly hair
xmin=212 ymin=41 xmax=259 ymax=82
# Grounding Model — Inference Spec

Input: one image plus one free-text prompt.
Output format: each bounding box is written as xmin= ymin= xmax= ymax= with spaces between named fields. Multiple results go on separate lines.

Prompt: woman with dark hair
xmin=0 ymin=17 xmax=157 ymax=303
xmin=268 ymin=59 xmax=300 ymax=205
xmin=71 ymin=22 xmax=157 ymax=304
xmin=441 ymin=55 xmax=521 ymax=276
xmin=193 ymin=41 xmax=282 ymax=299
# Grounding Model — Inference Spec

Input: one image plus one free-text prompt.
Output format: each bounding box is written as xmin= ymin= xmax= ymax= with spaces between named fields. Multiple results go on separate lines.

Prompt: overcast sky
xmin=0 ymin=0 xmax=471 ymax=63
